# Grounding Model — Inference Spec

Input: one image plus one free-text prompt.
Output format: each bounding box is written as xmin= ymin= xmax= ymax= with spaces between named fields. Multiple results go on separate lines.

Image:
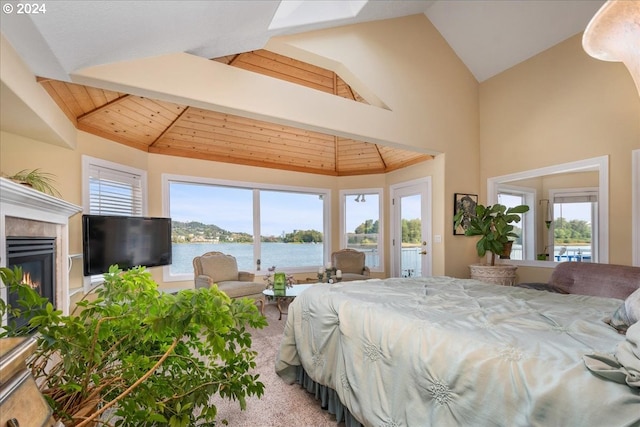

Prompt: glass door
xmin=390 ymin=178 xmax=432 ymax=278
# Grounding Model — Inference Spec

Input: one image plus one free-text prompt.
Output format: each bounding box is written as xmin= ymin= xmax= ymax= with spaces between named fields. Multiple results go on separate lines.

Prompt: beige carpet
xmin=209 ymin=301 xmax=344 ymax=427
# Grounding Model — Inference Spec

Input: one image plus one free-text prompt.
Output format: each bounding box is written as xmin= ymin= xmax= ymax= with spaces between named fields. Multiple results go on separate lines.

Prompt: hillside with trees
xmin=171 ymin=221 xmax=323 ymax=244
xmin=554 ymin=217 xmax=591 ymax=244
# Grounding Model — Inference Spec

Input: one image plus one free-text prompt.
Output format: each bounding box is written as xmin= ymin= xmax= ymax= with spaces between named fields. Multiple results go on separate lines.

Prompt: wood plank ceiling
xmin=39 ymin=50 xmax=433 ymax=176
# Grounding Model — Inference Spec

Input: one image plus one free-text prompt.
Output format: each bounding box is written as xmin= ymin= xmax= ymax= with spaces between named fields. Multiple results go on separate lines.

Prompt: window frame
xmin=487 ymin=155 xmax=608 ymax=267
xmin=162 ymin=174 xmax=331 ymax=283
xmin=633 ymin=149 xmax=640 ymax=267
xmin=82 ymin=156 xmax=148 ymax=292
xmin=497 ymin=184 xmax=535 ymax=261
xmin=548 ymin=187 xmax=599 ymax=263
xmin=339 ymin=188 xmax=384 ymax=273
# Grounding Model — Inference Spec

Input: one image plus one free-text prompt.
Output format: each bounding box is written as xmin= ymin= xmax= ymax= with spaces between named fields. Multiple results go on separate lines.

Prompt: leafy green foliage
xmin=401 ymin=218 xmax=422 ymax=244
xmin=0 ymin=265 xmax=267 ymax=426
xmin=354 ymin=219 xmax=379 ymax=235
xmin=282 ymin=229 xmax=323 ymax=243
xmin=553 ymin=217 xmax=592 ymax=244
xmin=454 ymin=203 xmax=529 ymax=265
xmin=5 ymin=168 xmax=61 ymax=197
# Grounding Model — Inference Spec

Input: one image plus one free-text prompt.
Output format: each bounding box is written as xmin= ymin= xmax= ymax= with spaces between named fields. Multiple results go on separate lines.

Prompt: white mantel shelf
xmin=0 ymin=177 xmax=81 ymax=222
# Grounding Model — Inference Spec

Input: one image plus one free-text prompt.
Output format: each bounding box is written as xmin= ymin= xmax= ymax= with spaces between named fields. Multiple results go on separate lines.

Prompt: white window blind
xmin=88 ymin=165 xmax=143 ymax=216
xmin=82 ymin=157 xmax=147 ymax=292
xmin=553 ymin=193 xmax=598 ymax=204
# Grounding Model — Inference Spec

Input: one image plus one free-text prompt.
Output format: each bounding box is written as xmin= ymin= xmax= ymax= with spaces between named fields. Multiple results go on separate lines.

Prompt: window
xmin=549 ymin=188 xmax=598 ymax=263
xmin=82 ymin=156 xmax=147 ymax=291
xmin=269 ymin=0 xmax=367 ymax=30
xmin=497 ymin=186 xmax=535 ymax=261
xmin=488 ymin=156 xmax=608 ymax=265
xmin=340 ymin=189 xmax=383 ymax=271
xmin=259 ymin=190 xmax=325 ymax=270
xmin=164 ymin=175 xmax=330 ymax=281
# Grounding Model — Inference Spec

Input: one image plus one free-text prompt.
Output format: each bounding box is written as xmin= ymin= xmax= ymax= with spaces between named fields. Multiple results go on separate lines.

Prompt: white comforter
xmin=275 ymin=277 xmax=640 ymax=427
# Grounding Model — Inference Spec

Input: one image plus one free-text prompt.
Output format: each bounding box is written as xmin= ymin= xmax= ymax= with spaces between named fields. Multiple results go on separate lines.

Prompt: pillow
xmin=606 ymin=287 xmax=640 ymax=334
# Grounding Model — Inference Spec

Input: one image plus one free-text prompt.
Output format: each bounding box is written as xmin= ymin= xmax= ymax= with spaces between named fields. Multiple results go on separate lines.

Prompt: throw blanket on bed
xmin=275 ymin=277 xmax=640 ymax=427
xmin=584 ymin=321 xmax=640 ymax=388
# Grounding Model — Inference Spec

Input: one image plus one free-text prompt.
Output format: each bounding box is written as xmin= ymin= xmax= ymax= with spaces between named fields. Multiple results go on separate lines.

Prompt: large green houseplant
xmin=0 ymin=265 xmax=267 ymax=427
xmin=454 ymin=203 xmax=530 ymax=266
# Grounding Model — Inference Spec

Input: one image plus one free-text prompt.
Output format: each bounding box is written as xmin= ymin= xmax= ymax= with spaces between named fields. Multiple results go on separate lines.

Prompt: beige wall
xmin=6 ymin=14 xmax=637 ymax=294
xmin=270 ymin=15 xmax=479 ymax=277
xmin=0 ymin=129 xmax=447 ymax=290
xmin=1 ymin=14 xmax=480 ymax=290
xmin=70 ymin=15 xmax=480 ymax=278
xmin=479 ymin=34 xmax=640 ymax=282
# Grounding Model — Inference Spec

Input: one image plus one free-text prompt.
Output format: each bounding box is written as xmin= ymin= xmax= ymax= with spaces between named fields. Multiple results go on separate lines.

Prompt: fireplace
xmin=6 ymin=237 xmax=56 ymax=329
xmin=1 ymin=177 xmax=82 ymax=321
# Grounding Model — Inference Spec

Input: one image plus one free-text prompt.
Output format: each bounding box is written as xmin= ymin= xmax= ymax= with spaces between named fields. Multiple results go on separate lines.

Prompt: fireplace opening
xmin=6 ymin=237 xmax=56 ymax=329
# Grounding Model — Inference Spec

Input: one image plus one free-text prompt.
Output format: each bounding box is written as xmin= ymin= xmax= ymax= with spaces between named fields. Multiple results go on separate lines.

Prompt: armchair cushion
xmin=198 ymin=252 xmax=239 ymax=283
xmin=340 ymin=270 xmax=370 ymax=281
xmin=217 ymin=281 xmax=266 ymax=299
xmin=238 ymin=271 xmax=255 ymax=282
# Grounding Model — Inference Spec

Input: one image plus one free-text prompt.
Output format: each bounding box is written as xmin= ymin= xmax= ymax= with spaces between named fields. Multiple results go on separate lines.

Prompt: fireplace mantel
xmin=1 ymin=177 xmax=82 ymax=316
xmin=0 ymin=177 xmax=81 ymax=223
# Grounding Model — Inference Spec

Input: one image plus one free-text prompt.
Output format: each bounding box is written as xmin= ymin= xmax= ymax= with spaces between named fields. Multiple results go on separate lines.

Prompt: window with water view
xmin=167 ymin=179 xmax=329 ymax=277
xmin=550 ymin=190 xmax=597 ymax=262
xmin=342 ymin=191 xmax=382 ymax=270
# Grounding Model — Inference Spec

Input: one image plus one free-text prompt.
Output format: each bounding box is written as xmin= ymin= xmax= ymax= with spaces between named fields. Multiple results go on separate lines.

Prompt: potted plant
xmin=4 ymin=168 xmax=61 ymax=197
xmin=454 ymin=203 xmax=529 ymax=285
xmin=0 ymin=265 xmax=267 ymax=426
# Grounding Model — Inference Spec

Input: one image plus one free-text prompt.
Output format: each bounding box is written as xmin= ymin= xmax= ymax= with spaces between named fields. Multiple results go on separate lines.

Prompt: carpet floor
xmin=209 ymin=301 xmax=344 ymax=427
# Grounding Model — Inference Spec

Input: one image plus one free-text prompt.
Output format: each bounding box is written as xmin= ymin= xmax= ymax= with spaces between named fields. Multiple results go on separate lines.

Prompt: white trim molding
xmin=0 ymin=177 xmax=82 ymax=318
xmin=488 ymin=155 xmax=608 ymax=267
xmin=633 ymin=150 xmax=640 ymax=267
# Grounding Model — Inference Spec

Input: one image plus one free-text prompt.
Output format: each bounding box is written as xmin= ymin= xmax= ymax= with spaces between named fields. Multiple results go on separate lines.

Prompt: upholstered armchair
xmin=331 ymin=248 xmax=370 ymax=282
xmin=193 ymin=251 xmax=264 ymax=312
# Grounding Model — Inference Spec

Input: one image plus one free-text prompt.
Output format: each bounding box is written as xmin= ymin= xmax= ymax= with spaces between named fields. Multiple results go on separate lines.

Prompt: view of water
xmin=171 ymin=242 xmax=325 ymax=274
xmin=171 ymin=242 xmax=385 ymax=276
xmin=510 ymin=244 xmax=592 ymax=262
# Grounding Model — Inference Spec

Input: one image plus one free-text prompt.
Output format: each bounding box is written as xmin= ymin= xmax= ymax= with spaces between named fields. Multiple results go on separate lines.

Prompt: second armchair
xmin=331 ymin=248 xmax=370 ymax=282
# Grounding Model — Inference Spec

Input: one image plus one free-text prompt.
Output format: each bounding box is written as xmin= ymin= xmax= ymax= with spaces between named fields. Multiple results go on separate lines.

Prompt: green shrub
xmin=0 ymin=265 xmax=267 ymax=426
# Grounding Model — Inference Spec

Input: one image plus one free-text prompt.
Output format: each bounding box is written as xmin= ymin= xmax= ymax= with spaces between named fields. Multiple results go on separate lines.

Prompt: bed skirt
xmin=296 ymin=366 xmax=363 ymax=427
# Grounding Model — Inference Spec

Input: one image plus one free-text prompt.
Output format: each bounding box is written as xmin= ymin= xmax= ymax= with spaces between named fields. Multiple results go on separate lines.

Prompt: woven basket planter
xmin=469 ymin=264 xmax=518 ymax=286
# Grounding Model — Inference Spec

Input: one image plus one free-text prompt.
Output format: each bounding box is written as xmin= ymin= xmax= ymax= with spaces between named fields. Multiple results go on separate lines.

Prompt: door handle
xmin=420 ymin=251 xmax=427 ymax=255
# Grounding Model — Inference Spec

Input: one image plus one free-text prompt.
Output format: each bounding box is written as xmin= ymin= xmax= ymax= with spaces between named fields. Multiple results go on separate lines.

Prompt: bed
xmin=275 ymin=275 xmax=640 ymax=426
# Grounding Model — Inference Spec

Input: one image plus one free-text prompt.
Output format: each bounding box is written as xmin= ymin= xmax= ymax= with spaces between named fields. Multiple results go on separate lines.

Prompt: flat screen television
xmin=82 ymin=215 xmax=172 ymax=276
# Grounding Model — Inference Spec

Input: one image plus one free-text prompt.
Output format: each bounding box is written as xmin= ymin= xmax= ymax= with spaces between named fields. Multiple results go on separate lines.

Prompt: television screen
xmin=82 ymin=215 xmax=172 ymax=276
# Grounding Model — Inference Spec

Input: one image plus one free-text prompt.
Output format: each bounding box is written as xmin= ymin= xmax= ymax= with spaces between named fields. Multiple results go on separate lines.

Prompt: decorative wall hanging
xmin=453 ymin=193 xmax=478 ymax=235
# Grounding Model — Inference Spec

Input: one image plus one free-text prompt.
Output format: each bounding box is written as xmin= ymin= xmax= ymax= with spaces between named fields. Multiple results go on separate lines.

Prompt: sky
xmin=170 ymin=182 xmax=381 ymax=236
xmin=170 ymin=182 xmax=587 ymax=237
xmin=553 ymin=203 xmax=592 ymax=223
xmin=499 ymin=194 xmax=592 ymax=222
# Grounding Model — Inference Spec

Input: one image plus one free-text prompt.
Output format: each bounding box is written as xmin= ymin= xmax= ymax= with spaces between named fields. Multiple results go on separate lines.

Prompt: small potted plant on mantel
xmin=454 ymin=203 xmax=530 ymax=285
xmin=3 ymin=168 xmax=61 ymax=197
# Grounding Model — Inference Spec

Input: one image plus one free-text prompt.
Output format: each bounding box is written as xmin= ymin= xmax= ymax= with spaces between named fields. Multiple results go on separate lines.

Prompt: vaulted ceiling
xmin=39 ymin=49 xmax=433 ymax=176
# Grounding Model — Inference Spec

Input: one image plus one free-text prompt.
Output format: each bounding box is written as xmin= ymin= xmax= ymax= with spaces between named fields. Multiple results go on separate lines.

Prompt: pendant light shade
xmin=582 ymin=0 xmax=640 ymax=96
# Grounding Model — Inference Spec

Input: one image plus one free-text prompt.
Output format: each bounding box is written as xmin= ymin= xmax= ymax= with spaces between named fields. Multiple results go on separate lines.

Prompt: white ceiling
xmin=0 ymin=0 xmax=605 ymax=83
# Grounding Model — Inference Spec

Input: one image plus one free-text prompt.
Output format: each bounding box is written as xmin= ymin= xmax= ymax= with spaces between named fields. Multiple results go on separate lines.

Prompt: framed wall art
xmin=453 ymin=193 xmax=478 ymax=235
